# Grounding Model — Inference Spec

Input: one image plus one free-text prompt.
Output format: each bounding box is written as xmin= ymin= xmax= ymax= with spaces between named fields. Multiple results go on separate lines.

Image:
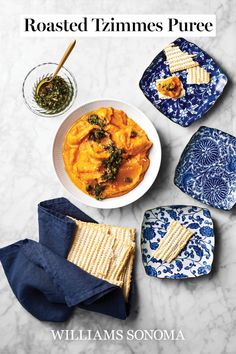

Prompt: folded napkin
xmin=0 ymin=198 xmax=134 ymax=322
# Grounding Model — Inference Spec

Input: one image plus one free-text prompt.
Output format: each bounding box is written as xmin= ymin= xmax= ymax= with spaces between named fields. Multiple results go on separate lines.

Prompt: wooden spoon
xmin=36 ymin=39 xmax=76 ymax=95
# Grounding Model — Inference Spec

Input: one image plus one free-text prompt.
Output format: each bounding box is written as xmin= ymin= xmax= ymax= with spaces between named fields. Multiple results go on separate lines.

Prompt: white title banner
xmin=21 ymin=14 xmax=216 ymax=37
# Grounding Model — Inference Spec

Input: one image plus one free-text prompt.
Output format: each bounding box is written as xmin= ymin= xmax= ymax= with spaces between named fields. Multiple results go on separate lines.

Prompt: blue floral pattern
xmin=141 ymin=205 xmax=215 ymax=279
xmin=139 ymin=38 xmax=228 ymax=127
xmin=174 ymin=126 xmax=236 ymax=210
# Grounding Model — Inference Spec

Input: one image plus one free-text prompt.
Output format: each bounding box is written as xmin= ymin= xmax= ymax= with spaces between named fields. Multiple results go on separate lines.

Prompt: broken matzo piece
xmin=153 ymin=220 xmax=193 ymax=263
xmin=164 ymin=43 xmax=199 ymax=73
xmin=187 ymin=66 xmax=210 ymax=84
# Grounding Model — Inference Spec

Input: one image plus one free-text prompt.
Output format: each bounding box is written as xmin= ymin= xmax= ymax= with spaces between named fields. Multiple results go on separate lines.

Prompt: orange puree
xmin=157 ymin=76 xmax=182 ymax=98
xmin=63 ymin=107 xmax=152 ymax=200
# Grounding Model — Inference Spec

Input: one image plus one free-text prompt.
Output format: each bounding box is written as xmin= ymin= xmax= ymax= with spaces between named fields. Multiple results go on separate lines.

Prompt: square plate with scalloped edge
xmin=141 ymin=205 xmax=215 ymax=279
xmin=139 ymin=38 xmax=228 ymax=127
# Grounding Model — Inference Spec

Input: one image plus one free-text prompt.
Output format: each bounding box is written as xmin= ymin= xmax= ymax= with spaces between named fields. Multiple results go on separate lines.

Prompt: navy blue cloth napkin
xmin=0 ymin=198 xmax=133 ymax=322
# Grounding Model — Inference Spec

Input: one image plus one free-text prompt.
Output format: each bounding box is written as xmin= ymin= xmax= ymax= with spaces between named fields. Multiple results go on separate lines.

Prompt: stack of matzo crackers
xmin=67 ymin=219 xmax=135 ymax=301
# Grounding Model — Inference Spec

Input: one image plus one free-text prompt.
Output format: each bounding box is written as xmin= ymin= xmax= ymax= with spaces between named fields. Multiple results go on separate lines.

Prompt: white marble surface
xmin=0 ymin=1 xmax=236 ymax=353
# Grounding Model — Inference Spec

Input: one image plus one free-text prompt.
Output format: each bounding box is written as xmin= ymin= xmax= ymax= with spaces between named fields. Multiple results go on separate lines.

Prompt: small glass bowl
xmin=22 ymin=63 xmax=77 ymax=117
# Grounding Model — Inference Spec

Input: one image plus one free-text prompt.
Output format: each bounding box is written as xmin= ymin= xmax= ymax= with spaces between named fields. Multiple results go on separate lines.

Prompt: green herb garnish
xmin=34 ymin=76 xmax=71 ymax=112
xmin=101 ymin=144 xmax=123 ymax=182
xmin=89 ymin=129 xmax=107 ymax=143
xmin=87 ymin=114 xmax=105 ymax=128
xmin=87 ymin=115 xmax=107 ymax=143
xmin=86 ymin=184 xmax=93 ymax=193
xmin=86 ymin=120 xmax=124 ymax=199
xmin=86 ymin=183 xmax=106 ymax=200
xmin=94 ymin=184 xmax=106 ymax=200
xmin=162 ymin=82 xmax=176 ymax=91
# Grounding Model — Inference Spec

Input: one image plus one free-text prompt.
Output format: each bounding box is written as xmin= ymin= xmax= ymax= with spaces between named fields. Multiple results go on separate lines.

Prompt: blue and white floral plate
xmin=175 ymin=126 xmax=236 ymax=210
xmin=141 ymin=205 xmax=215 ymax=279
xmin=139 ymin=37 xmax=228 ymax=127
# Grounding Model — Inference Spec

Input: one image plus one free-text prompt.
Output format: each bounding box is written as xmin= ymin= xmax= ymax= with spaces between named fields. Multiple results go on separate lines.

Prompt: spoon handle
xmin=52 ymin=40 xmax=76 ymax=79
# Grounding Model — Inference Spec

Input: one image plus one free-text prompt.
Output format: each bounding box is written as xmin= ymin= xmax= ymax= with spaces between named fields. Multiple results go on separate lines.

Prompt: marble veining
xmin=0 ymin=1 xmax=236 ymax=353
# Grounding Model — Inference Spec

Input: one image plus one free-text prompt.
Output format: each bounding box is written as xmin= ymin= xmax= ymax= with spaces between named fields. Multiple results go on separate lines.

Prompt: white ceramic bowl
xmin=53 ymin=99 xmax=162 ymax=209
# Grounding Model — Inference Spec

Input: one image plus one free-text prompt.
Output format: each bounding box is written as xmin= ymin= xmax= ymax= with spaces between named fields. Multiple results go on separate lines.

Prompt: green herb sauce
xmin=86 ymin=183 xmax=106 ymax=200
xmin=34 ymin=76 xmax=72 ymax=113
xmin=87 ymin=114 xmax=105 ymax=128
xmin=101 ymin=144 xmax=124 ymax=182
xmin=86 ymin=115 xmax=124 ymax=199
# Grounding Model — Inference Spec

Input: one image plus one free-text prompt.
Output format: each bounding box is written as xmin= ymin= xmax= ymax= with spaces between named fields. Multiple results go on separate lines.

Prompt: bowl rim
xmin=22 ymin=62 xmax=77 ymax=118
xmin=52 ymin=98 xmax=162 ymax=209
